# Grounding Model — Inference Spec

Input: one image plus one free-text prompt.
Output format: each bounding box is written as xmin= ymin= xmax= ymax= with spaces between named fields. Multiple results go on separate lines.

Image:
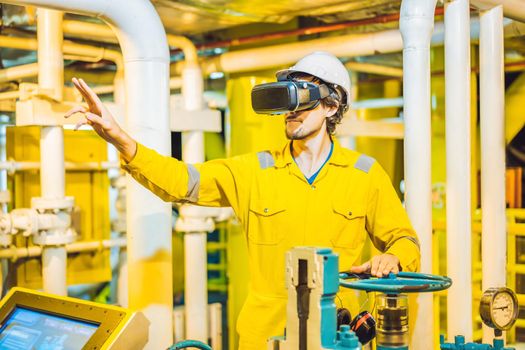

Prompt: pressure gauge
xmin=479 ymin=287 xmax=519 ymax=331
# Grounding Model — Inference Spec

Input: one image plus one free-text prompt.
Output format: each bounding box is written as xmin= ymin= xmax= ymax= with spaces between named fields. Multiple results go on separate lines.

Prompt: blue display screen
xmin=0 ymin=307 xmax=99 ymax=350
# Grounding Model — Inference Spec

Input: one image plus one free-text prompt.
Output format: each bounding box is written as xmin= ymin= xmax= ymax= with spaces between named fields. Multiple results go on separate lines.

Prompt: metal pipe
xmin=167 ymin=36 xmax=199 ymax=64
xmin=399 ymin=0 xmax=437 ymax=348
xmin=344 ymin=62 xmax=403 ymax=77
xmin=0 ymin=161 xmax=120 ymax=172
xmin=0 ymin=238 xmax=127 ymax=259
xmin=2 ymin=1 xmax=173 ymax=348
xmin=176 ymin=37 xmax=209 ymax=342
xmin=445 ymin=0 xmax=473 ymax=341
xmin=89 ymin=76 xmax=182 ymax=96
xmin=37 ymin=8 xmax=67 ymax=297
xmin=471 ymin=0 xmax=525 ymax=22
xmin=351 ymin=97 xmax=404 ymax=110
xmin=0 ymin=90 xmax=21 ymax=101
xmin=479 ymin=4 xmax=507 ymax=343
xmin=61 ymin=8 xmax=445 ymax=52
xmin=0 ymin=63 xmax=39 ymax=83
xmin=111 ymin=71 xmax=128 ymax=309
xmin=0 ymin=35 xmax=123 ymax=84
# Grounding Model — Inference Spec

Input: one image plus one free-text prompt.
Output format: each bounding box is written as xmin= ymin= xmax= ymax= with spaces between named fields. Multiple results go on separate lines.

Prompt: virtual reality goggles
xmin=251 ymin=80 xmax=331 ymax=115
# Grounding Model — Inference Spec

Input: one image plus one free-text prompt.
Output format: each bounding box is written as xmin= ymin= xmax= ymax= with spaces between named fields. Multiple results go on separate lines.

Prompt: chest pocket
xmin=248 ymin=198 xmax=287 ymax=245
xmin=330 ymin=201 xmax=367 ymax=250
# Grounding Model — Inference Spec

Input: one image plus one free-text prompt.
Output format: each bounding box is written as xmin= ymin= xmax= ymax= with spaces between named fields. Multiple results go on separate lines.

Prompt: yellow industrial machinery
xmin=6 ymin=126 xmax=112 ymax=288
xmin=0 ymin=287 xmax=149 ymax=349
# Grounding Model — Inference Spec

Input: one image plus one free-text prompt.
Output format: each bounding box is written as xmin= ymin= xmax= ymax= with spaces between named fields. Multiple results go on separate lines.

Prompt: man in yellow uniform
xmin=66 ymin=51 xmax=420 ymax=350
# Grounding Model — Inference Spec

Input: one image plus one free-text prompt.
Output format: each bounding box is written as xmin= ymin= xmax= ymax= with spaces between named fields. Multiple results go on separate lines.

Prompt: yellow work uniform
xmin=122 ymin=139 xmax=420 ymax=350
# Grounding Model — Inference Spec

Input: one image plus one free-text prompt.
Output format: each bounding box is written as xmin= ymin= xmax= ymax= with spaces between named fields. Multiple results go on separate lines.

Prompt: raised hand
xmin=65 ymin=78 xmax=137 ymax=162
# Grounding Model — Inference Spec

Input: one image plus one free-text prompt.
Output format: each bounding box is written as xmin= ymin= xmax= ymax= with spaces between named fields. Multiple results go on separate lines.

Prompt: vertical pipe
xmin=37 ymin=8 xmax=67 ymax=296
xmin=399 ymin=0 xmax=437 ymax=348
xmin=125 ymin=60 xmax=172 ymax=349
xmin=113 ymin=71 xmax=128 ymax=308
xmin=445 ymin=0 xmax=473 ymax=341
xmin=181 ymin=63 xmax=209 ymax=342
xmin=480 ymin=4 xmax=506 ymax=343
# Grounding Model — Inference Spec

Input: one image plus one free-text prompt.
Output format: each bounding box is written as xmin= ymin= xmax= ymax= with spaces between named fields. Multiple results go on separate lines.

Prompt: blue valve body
xmin=440 ymin=335 xmax=514 ymax=350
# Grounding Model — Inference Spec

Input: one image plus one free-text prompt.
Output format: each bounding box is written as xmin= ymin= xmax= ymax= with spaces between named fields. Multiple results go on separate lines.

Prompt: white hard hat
xmin=276 ymin=51 xmax=351 ymax=107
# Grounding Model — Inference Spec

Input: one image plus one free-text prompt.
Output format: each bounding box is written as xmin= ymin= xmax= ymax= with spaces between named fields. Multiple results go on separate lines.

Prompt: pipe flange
xmin=32 ymin=227 xmax=77 ymax=246
xmin=31 ymin=196 xmax=74 ymax=212
xmin=0 ymin=190 xmax=11 ymax=204
xmin=175 ymin=217 xmax=215 ymax=233
xmin=0 ymin=214 xmax=13 ymax=236
xmin=0 ymin=234 xmax=12 ymax=248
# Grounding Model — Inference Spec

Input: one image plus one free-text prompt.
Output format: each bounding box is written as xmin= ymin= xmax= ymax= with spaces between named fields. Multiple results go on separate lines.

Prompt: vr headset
xmin=251 ymin=80 xmax=331 ymax=115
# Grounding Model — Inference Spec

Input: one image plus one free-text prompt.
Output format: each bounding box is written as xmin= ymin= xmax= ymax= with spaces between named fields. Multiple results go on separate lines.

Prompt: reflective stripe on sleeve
xmin=185 ymin=164 xmax=200 ymax=202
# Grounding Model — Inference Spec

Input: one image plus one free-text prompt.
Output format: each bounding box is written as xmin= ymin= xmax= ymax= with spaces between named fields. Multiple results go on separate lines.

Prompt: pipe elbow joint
xmin=400 ymin=0 xmax=438 ymax=47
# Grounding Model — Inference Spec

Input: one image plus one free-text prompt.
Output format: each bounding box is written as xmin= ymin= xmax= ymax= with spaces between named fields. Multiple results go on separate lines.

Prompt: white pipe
xmin=112 ymin=71 xmax=128 ymax=309
xmin=480 ymin=4 xmax=507 ymax=343
xmin=471 ymin=0 xmax=525 ymax=22
xmin=352 ymin=97 xmax=404 ymax=110
xmin=178 ymin=39 xmax=209 ymax=342
xmin=42 ymin=247 xmax=67 ymax=293
xmin=2 ymin=1 xmax=173 ymax=348
xmin=37 ymin=8 xmax=67 ymax=297
xmin=445 ymin=0 xmax=473 ymax=341
xmin=399 ymin=0 xmax=436 ymax=348
xmin=39 ymin=127 xmax=65 ymax=199
xmin=89 ymin=77 xmax=182 ymax=96
xmin=183 ymin=233 xmax=208 ymax=341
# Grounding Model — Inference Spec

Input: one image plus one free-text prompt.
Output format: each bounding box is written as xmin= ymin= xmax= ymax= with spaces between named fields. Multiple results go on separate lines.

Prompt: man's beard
xmin=285 ymin=123 xmax=316 ymax=140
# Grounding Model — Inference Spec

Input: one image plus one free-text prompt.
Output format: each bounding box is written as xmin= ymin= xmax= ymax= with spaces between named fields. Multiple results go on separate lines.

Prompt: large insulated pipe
xmin=444 ymin=0 xmax=473 ymax=341
xmin=173 ymin=36 xmax=209 ymax=342
xmin=37 ymin=8 xmax=68 ymax=297
xmin=2 ymin=1 xmax=172 ymax=348
xmin=479 ymin=4 xmax=506 ymax=344
xmin=399 ymin=0 xmax=437 ymax=348
xmin=471 ymin=0 xmax=525 ymax=22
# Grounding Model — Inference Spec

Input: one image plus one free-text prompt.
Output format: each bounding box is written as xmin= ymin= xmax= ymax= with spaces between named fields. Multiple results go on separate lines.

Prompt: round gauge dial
xmin=480 ymin=287 xmax=519 ymax=330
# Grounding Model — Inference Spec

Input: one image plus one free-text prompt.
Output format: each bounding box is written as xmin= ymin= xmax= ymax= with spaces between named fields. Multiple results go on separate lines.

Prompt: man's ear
xmin=325 ymin=104 xmax=338 ymax=118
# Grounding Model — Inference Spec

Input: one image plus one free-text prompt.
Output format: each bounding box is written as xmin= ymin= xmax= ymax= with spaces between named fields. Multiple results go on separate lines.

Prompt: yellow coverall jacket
xmin=122 ymin=139 xmax=420 ymax=350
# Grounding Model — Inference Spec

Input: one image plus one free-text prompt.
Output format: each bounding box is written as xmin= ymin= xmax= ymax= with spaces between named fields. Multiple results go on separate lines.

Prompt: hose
xmin=167 ymin=340 xmax=213 ymax=350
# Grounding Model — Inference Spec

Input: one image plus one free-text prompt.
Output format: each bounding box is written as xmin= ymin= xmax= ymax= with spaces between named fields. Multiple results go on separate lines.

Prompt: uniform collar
xmin=274 ymin=136 xmax=351 ymax=168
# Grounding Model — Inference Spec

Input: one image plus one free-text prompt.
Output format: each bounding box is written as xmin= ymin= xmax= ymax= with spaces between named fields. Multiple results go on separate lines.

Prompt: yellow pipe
xmin=167 ymin=35 xmax=198 ymax=64
xmin=0 ymin=238 xmax=126 ymax=260
xmin=63 ymin=19 xmax=116 ymax=44
xmin=0 ymin=35 xmax=123 ymax=86
xmin=0 ymin=35 xmax=122 ymax=67
xmin=0 ymin=63 xmax=39 ymax=83
xmin=345 ymin=61 xmax=403 ymax=77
